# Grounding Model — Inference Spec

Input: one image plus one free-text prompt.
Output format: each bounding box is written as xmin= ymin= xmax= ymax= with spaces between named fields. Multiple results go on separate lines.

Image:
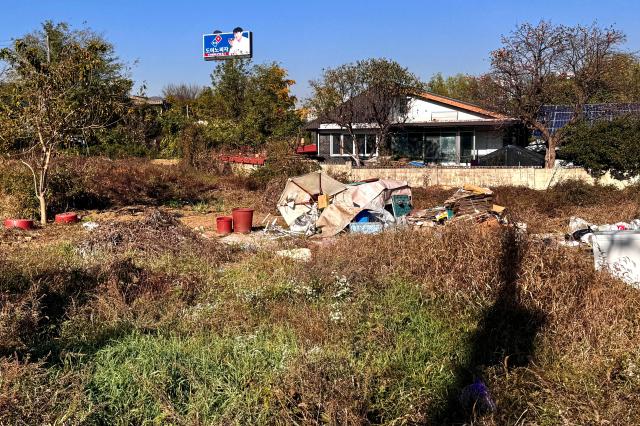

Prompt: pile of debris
xmin=407 ymin=184 xmax=505 ymax=228
xmin=77 ymin=209 xmax=229 ymax=261
xmin=275 ymin=171 xmax=412 ymax=237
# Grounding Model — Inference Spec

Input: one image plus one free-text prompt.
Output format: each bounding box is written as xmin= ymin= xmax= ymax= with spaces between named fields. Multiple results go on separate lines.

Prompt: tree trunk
xmin=349 ymin=129 xmax=361 ymax=167
xmin=545 ymin=136 xmax=557 ymax=168
xmin=38 ymin=193 xmax=47 ymax=225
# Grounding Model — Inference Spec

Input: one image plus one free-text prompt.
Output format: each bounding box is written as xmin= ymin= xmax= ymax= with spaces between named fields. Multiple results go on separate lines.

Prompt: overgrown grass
xmin=2 ymin=173 xmax=640 ymax=423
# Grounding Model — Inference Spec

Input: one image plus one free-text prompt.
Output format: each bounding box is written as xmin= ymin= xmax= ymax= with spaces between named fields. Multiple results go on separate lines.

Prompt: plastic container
xmin=4 ymin=219 xmax=34 ymax=230
xmin=216 ymin=216 xmax=233 ymax=235
xmin=354 ymin=210 xmax=370 ymax=223
xmin=55 ymin=212 xmax=79 ymax=224
xmin=350 ymin=222 xmax=383 ymax=234
xmin=232 ymin=208 xmax=254 ymax=233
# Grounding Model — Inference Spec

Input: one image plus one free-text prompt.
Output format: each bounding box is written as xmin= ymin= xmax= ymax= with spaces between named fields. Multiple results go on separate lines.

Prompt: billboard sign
xmin=203 ymin=29 xmax=252 ymax=60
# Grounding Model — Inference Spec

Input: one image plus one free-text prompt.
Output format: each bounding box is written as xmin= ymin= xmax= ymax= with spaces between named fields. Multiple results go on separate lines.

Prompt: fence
xmin=319 ymin=162 xmax=634 ymax=189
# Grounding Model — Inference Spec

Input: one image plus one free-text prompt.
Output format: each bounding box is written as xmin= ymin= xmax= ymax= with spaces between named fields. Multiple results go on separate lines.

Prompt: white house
xmin=303 ymin=92 xmax=526 ymax=165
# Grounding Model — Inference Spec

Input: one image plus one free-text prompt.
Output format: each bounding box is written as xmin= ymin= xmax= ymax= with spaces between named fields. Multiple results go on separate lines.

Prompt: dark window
xmin=330 ymin=134 xmax=341 ymax=155
xmin=356 ymin=134 xmax=366 ymax=156
xmin=460 ymin=132 xmax=474 ymax=163
xmin=343 ymin=135 xmax=354 ymax=156
xmin=366 ymin=134 xmax=376 ymax=155
xmin=319 ymin=134 xmax=331 ymax=151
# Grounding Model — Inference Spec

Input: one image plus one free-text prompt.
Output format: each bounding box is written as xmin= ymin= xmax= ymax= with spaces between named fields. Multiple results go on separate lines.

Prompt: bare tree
xmin=162 ymin=83 xmax=203 ymax=102
xmin=359 ymin=58 xmax=423 ymax=155
xmin=308 ymin=59 xmax=422 ymax=164
xmin=0 ymin=22 xmax=131 ymax=224
xmin=489 ymin=21 xmax=625 ymax=167
xmin=308 ymin=63 xmax=366 ymax=165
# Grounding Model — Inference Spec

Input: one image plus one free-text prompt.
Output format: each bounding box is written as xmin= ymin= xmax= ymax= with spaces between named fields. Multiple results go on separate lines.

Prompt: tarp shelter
xmin=277 ymin=171 xmax=412 ymax=237
xmin=477 ymin=145 xmax=545 ymax=167
xmin=277 ymin=171 xmax=347 ymax=226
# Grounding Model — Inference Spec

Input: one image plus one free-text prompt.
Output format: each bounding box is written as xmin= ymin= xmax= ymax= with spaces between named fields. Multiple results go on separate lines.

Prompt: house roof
xmin=304 ymin=92 xmax=511 ymax=130
xmin=414 ymin=92 xmax=507 ymax=119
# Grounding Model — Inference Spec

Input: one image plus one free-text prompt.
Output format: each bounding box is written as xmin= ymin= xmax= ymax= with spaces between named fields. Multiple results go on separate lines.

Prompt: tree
xmin=426 ymin=72 xmax=482 ymax=103
xmin=193 ymin=59 xmax=300 ymax=149
xmin=488 ymin=21 xmax=626 ymax=168
xmin=162 ymin=83 xmax=203 ymax=103
xmin=308 ymin=62 xmax=365 ymax=163
xmin=308 ymin=58 xmax=422 ymax=164
xmin=0 ymin=21 xmax=131 ymax=224
xmin=561 ymin=115 xmax=640 ymax=180
xmin=359 ymin=58 xmax=423 ymax=155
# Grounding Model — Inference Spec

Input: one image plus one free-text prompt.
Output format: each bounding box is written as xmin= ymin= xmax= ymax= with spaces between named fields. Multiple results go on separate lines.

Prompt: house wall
xmin=320 ymin=163 xmax=635 ymax=190
xmin=405 ymin=98 xmax=489 ymax=122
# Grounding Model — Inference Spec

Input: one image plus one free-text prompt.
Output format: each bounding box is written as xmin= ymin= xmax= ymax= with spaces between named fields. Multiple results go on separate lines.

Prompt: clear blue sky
xmin=2 ymin=0 xmax=639 ymax=100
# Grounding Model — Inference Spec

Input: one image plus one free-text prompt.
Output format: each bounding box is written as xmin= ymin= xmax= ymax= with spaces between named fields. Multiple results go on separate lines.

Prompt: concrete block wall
xmin=320 ymin=163 xmax=634 ymax=189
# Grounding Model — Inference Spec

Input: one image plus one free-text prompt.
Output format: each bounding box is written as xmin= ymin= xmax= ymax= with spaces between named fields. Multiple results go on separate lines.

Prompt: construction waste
xmin=276 ymin=173 xmax=506 ymax=237
xmin=407 ymin=184 xmax=505 ymax=228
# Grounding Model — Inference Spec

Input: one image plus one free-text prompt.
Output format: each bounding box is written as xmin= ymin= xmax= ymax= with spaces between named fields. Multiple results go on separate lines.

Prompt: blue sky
xmin=2 ymin=0 xmax=639 ymax=100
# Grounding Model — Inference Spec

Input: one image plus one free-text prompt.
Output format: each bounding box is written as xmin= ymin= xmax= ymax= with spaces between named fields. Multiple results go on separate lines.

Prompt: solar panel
xmin=534 ymin=103 xmax=640 ymax=136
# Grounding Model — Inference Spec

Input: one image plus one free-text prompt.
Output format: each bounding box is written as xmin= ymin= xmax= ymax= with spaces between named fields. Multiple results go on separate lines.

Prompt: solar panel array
xmin=535 ymin=103 xmax=640 ymax=135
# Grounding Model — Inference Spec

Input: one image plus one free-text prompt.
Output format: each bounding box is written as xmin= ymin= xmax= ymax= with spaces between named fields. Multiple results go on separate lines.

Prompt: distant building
xmin=129 ymin=95 xmax=169 ymax=114
xmin=303 ymin=92 xmax=527 ymax=165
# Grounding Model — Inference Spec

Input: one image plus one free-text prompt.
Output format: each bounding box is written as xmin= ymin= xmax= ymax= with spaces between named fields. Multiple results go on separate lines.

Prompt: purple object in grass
xmin=459 ymin=379 xmax=497 ymax=414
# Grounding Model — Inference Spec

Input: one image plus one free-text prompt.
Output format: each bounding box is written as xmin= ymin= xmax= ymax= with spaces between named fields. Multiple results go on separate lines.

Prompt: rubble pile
xmin=407 ymin=184 xmax=505 ymax=228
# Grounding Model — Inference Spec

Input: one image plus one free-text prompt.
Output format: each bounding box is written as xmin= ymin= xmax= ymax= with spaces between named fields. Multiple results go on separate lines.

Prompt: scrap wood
xmin=462 ymin=184 xmax=493 ymax=195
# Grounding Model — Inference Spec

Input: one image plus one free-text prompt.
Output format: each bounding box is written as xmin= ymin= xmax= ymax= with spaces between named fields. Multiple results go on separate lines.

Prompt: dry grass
xmin=2 ymin=160 xmax=640 ymax=424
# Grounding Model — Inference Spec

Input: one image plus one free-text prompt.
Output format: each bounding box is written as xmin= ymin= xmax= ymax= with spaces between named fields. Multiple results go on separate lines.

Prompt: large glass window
xmin=460 ymin=132 xmax=474 ymax=163
xmin=343 ymin=135 xmax=354 ymax=156
xmin=424 ymin=134 xmax=440 ymax=161
xmin=319 ymin=134 xmax=331 ymax=152
xmin=356 ymin=134 xmax=366 ymax=156
xmin=439 ymin=133 xmax=457 ymax=162
xmin=330 ymin=134 xmax=341 ymax=155
xmin=366 ymin=134 xmax=376 ymax=155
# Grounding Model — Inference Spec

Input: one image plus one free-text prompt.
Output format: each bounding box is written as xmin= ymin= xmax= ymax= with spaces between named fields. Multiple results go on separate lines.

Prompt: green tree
xmin=0 ymin=21 xmax=131 ymax=223
xmin=561 ymin=115 xmax=640 ymax=180
xmin=194 ymin=59 xmax=300 ymax=149
xmin=426 ymin=72 xmax=480 ymax=102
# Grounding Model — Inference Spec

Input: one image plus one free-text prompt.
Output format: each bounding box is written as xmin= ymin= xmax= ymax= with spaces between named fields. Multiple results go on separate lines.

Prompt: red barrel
xmin=55 ymin=212 xmax=79 ymax=224
xmin=216 ymin=216 xmax=233 ymax=235
xmin=4 ymin=219 xmax=34 ymax=230
xmin=232 ymin=208 xmax=254 ymax=233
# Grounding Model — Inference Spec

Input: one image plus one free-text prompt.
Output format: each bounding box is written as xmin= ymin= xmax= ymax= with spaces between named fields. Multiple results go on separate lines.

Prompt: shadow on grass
xmin=432 ymin=227 xmax=546 ymax=424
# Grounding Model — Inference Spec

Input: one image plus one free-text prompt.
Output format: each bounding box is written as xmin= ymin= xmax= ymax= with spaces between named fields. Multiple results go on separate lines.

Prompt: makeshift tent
xmin=277 ymin=171 xmax=412 ymax=237
xmin=277 ymin=171 xmax=347 ymax=226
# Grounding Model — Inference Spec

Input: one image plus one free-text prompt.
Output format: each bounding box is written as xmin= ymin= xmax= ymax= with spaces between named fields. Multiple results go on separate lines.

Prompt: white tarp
xmin=277 ymin=171 xmax=347 ymax=226
xmin=277 ymin=171 xmax=412 ymax=237
xmin=592 ymin=231 xmax=640 ymax=288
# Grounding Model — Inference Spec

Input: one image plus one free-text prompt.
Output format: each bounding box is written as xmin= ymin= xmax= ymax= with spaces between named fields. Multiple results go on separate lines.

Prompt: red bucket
xmin=232 ymin=208 xmax=254 ymax=233
xmin=216 ymin=216 xmax=233 ymax=235
xmin=55 ymin=212 xmax=79 ymax=224
xmin=4 ymin=219 xmax=34 ymax=230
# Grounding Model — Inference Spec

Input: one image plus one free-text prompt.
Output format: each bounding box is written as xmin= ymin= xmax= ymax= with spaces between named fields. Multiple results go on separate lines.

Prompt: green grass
xmin=87 ymin=330 xmax=298 ymax=424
